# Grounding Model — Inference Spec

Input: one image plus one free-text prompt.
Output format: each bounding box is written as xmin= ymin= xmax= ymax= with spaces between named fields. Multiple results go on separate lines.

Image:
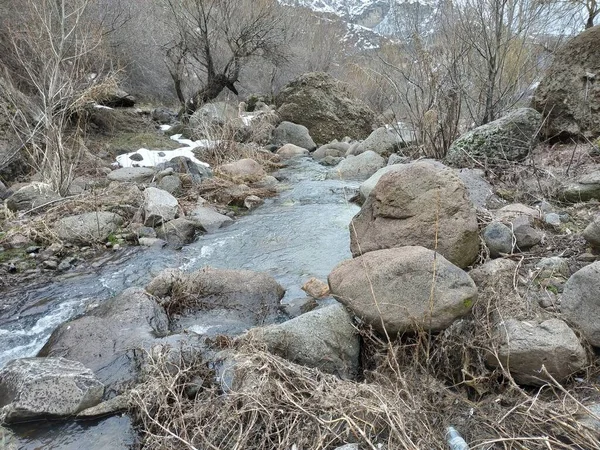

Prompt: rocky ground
xmin=1 ymin=38 xmax=600 ymax=448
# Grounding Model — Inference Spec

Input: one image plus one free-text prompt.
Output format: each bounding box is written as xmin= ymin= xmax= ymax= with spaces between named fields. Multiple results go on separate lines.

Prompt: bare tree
xmin=0 ymin=0 xmax=113 ymax=194
xmin=160 ymin=0 xmax=289 ymax=116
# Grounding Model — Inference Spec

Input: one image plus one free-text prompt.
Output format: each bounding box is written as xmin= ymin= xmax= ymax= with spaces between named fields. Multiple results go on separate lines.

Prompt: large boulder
xmin=532 ymin=26 xmax=600 ymax=139
xmin=54 ymin=212 xmax=124 ymax=245
xmin=189 ymin=102 xmax=239 ymax=129
xmin=583 ymin=216 xmax=600 ymax=248
xmin=326 ymin=150 xmax=385 ymax=181
xmin=38 ymin=288 xmax=169 ymax=395
xmin=446 ymin=108 xmax=542 ymax=167
xmin=350 ymin=160 xmax=479 ymax=268
xmin=6 ymin=182 xmax=61 ymax=212
xmin=0 ymin=357 xmax=104 ymax=423
xmin=487 ymin=318 xmax=587 ymax=386
xmin=328 ymin=246 xmax=477 ymax=336
xmin=146 ymin=267 xmax=285 ymax=328
xmin=358 ymin=164 xmax=405 ymax=201
xmin=561 ymin=261 xmax=600 ymax=346
xmin=275 ymin=72 xmax=375 ymax=144
xmin=246 ymin=304 xmax=360 ymax=379
xmin=271 ymin=121 xmax=316 ymax=150
xmin=143 ymin=187 xmax=178 ymax=227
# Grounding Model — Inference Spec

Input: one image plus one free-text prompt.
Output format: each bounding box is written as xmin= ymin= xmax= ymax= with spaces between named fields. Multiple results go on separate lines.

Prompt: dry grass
xmin=131 ymin=283 xmax=600 ymax=450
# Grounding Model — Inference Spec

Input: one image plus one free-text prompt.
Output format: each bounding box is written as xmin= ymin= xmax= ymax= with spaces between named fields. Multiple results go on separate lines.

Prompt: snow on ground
xmin=115 ymin=133 xmax=212 ymax=168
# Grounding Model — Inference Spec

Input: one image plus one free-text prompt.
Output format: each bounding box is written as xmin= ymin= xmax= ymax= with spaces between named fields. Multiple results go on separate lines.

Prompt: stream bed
xmin=0 ymin=157 xmax=360 ymax=448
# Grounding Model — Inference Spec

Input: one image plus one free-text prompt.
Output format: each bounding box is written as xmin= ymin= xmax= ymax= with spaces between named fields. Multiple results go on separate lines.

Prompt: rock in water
xmin=326 ymin=151 xmax=385 ymax=181
xmin=328 ymin=246 xmax=477 ymax=336
xmin=0 ymin=357 xmax=104 ymax=423
xmin=350 ymin=160 xmax=479 ymax=268
xmin=271 ymin=121 xmax=316 ymax=150
xmin=143 ymin=187 xmax=178 ymax=227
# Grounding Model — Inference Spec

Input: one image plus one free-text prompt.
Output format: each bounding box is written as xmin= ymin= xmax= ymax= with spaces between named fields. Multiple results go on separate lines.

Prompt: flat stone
xmin=107 ymin=167 xmax=155 ymax=183
xmin=189 ymin=206 xmax=233 ymax=232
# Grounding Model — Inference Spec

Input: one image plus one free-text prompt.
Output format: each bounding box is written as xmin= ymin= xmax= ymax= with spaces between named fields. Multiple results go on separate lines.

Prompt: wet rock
xmin=0 ymin=426 xmax=16 ymax=449
xmin=6 ymin=182 xmax=61 ymax=212
xmin=189 ymin=205 xmax=233 ymax=232
xmin=219 ymin=158 xmax=266 ymax=182
xmin=276 ymin=143 xmax=309 ymax=159
xmin=301 ymin=277 xmax=330 ymax=299
xmin=312 ymin=142 xmax=350 ymax=160
xmin=157 ymin=174 xmax=182 ymax=196
xmin=320 ymin=155 xmax=344 ymax=166
xmin=280 ymin=297 xmax=318 ymax=318
xmin=58 ymin=257 xmax=76 ymax=271
xmin=326 ymin=151 xmax=385 ymax=181
xmin=483 ymin=222 xmax=513 ymax=258
xmin=487 ymin=318 xmax=587 ymax=386
xmin=329 ymin=246 xmax=477 ymax=335
xmin=583 ymin=216 xmax=600 ymax=248
xmin=561 ymin=262 xmax=600 ymax=346
xmin=77 ymin=394 xmax=128 ymax=418
xmin=55 ymin=212 xmax=124 ymax=245
xmin=0 ymin=357 xmax=104 ymax=423
xmin=446 ymin=108 xmax=542 ymax=167
xmin=38 ymin=288 xmax=169 ymax=395
xmin=350 ymin=160 xmax=479 ymax=268
xmin=107 ymin=167 xmax=155 ymax=183
xmin=245 ymin=304 xmax=360 ymax=378
xmin=143 ymin=187 xmax=178 ymax=227
xmin=271 ymin=121 xmax=316 ymax=150
xmin=243 ymin=195 xmax=263 ymax=210
xmin=155 ymin=218 xmax=200 ymax=248
xmin=138 ymin=237 xmax=166 ymax=248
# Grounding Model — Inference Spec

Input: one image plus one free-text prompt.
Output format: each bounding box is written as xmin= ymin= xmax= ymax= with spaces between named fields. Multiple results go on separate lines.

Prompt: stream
xmin=0 ymin=157 xmax=360 ymax=448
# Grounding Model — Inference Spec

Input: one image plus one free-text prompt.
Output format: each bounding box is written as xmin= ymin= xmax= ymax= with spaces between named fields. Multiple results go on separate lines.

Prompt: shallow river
xmin=0 ymin=157 xmax=359 ymax=448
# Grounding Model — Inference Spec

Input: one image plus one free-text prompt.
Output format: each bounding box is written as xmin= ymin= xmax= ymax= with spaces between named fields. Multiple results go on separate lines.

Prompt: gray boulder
xmin=143 ymin=186 xmax=178 ymax=227
xmin=107 ymin=167 xmax=155 ymax=183
xmin=326 ymin=151 xmax=385 ymax=181
xmin=246 ymin=304 xmax=360 ymax=379
xmin=561 ymin=261 xmax=600 ymax=346
xmin=563 ymin=171 xmax=600 ymax=202
xmin=0 ymin=426 xmax=16 ymax=449
xmin=456 ymin=168 xmax=497 ymax=209
xmin=6 ymin=182 xmax=61 ymax=212
xmin=0 ymin=357 xmax=104 ymax=423
xmin=55 ymin=212 xmax=124 ymax=245
xmin=38 ymin=288 xmax=169 ymax=394
xmin=446 ymin=108 xmax=542 ymax=167
xmin=189 ymin=205 xmax=233 ymax=232
xmin=532 ymin=26 xmax=600 ymax=139
xmin=487 ymin=318 xmax=587 ymax=386
xmin=361 ymin=126 xmax=406 ymax=156
xmin=152 ymin=106 xmax=176 ymax=124
xmin=583 ymin=216 xmax=600 ymax=247
xmin=189 ymin=102 xmax=239 ymax=129
xmin=328 ymin=246 xmax=477 ymax=335
xmin=350 ymin=160 xmax=479 ymax=268
xmin=483 ymin=222 xmax=514 ymax=257
xmin=157 ymin=174 xmax=182 ymax=196
xmin=271 ymin=121 xmax=316 ymax=150
xmin=312 ymin=142 xmax=350 ymax=160
xmin=276 ymin=143 xmax=309 ymax=159
xmin=514 ymin=224 xmax=543 ymax=249
xmin=358 ymin=164 xmax=405 ymax=201
xmin=155 ymin=218 xmax=200 ymax=248
xmin=155 ymin=156 xmax=212 ymax=184
xmin=275 ymin=72 xmax=375 ymax=144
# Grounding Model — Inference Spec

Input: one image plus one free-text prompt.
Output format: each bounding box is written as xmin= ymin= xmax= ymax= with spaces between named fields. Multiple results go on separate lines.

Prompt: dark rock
xmin=483 ymin=222 xmax=514 ymax=257
xmin=155 ymin=156 xmax=213 ymax=184
xmin=155 ymin=218 xmax=200 ymax=248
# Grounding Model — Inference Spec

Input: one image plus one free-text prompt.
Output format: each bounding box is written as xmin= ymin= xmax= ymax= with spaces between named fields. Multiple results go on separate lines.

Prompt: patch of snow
xmin=93 ymin=104 xmax=113 ymax=110
xmin=159 ymin=124 xmax=172 ymax=131
xmin=116 ymin=147 xmax=210 ymax=168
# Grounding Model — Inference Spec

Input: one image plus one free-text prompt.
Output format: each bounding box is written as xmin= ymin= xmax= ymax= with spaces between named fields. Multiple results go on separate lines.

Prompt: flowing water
xmin=1 ymin=157 xmax=359 ymax=447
